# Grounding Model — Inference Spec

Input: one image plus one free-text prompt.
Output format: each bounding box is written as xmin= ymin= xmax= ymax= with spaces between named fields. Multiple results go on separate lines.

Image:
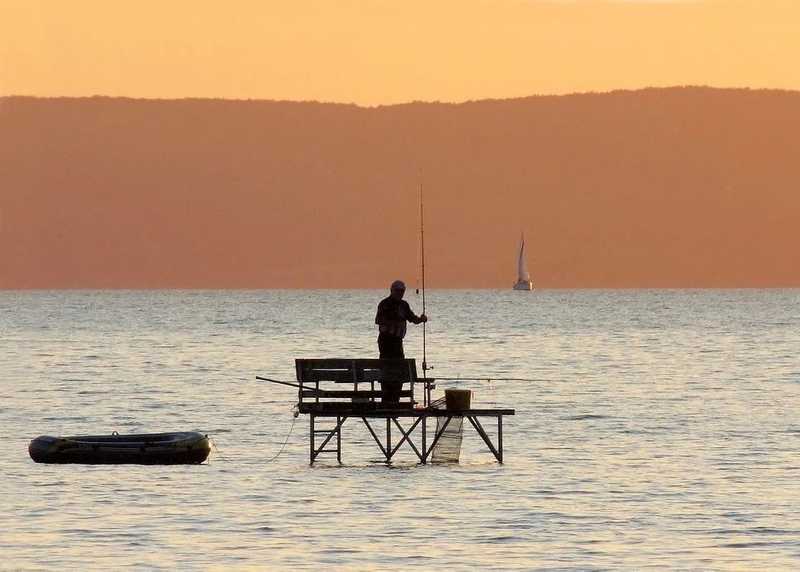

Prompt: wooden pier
xmin=293 ymin=359 xmax=515 ymax=464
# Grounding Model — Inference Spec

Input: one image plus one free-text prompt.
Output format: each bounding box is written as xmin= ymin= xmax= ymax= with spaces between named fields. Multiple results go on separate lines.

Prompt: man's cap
xmin=390 ymin=280 xmax=406 ymax=291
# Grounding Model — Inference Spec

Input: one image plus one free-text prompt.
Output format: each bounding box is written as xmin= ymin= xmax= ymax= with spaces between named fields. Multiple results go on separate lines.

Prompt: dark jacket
xmin=375 ymin=296 xmax=423 ymax=339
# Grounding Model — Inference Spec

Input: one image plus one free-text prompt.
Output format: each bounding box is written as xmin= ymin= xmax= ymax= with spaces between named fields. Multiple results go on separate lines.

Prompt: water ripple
xmin=2 ymin=289 xmax=799 ymax=570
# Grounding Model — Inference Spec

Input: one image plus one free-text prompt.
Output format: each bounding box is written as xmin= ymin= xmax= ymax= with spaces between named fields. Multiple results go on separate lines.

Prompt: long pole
xmin=419 ymin=181 xmax=430 ymax=406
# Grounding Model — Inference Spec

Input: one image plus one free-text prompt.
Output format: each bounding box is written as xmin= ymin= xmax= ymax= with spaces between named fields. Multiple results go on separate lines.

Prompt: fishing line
xmin=251 ymin=376 xmax=302 ymax=462
xmin=263 ymin=411 xmax=298 ymax=464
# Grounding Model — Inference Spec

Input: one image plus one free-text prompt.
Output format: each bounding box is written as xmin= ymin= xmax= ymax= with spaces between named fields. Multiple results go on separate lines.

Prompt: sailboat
xmin=512 ymin=233 xmax=534 ymax=291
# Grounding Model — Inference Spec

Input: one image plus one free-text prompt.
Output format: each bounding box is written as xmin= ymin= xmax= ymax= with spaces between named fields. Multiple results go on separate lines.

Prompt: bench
xmin=296 ymin=358 xmax=418 ymax=413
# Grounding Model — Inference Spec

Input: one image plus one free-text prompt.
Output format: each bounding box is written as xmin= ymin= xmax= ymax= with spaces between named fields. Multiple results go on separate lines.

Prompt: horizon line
xmin=2 ymin=287 xmax=799 ymax=292
xmin=3 ymin=85 xmax=799 ymax=109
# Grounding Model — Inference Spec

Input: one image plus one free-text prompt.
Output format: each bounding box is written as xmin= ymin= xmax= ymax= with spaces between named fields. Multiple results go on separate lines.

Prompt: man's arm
xmin=375 ymin=299 xmax=388 ymax=325
xmin=402 ymin=301 xmax=427 ymax=324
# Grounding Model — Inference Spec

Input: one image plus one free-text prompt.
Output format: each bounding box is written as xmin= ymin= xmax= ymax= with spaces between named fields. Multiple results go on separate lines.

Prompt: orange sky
xmin=2 ymin=1 xmax=799 ymax=105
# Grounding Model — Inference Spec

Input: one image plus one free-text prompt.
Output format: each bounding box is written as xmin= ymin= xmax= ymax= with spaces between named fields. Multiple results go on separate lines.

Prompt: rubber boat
xmin=29 ymin=431 xmax=210 ymax=465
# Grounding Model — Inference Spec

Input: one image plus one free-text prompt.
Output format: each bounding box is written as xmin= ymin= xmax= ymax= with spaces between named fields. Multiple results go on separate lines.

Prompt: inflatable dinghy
xmin=29 ymin=431 xmax=210 ymax=465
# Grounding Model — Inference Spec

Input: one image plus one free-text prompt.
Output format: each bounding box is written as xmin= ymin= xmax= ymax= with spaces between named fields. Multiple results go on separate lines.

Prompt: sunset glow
xmin=3 ymin=0 xmax=799 ymax=104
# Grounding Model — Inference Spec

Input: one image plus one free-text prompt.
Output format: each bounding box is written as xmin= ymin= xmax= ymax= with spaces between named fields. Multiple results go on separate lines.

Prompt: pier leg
xmin=389 ymin=417 xmax=424 ymax=461
xmin=498 ymin=415 xmax=503 ymax=464
xmin=385 ymin=418 xmax=392 ymax=462
xmin=421 ymin=415 xmax=427 ymax=465
xmin=362 ymin=417 xmax=388 ymax=457
xmin=337 ymin=415 xmax=342 ymax=464
xmin=466 ymin=416 xmax=502 ymax=463
xmin=310 ymin=414 xmax=315 ymax=464
xmin=309 ymin=417 xmax=348 ymax=464
xmin=422 ymin=415 xmax=453 ymax=463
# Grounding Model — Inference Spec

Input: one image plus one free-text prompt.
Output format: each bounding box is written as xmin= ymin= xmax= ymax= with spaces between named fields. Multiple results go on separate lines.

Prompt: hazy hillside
xmin=1 ymin=87 xmax=798 ymax=288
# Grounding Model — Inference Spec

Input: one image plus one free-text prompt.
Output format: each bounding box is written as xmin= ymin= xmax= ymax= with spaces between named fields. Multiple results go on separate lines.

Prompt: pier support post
xmin=306 ymin=410 xmax=510 ymax=465
xmin=389 ymin=417 xmax=424 ymax=461
xmin=385 ymin=418 xmax=392 ymax=461
xmin=361 ymin=417 xmax=388 ymax=458
xmin=337 ymin=415 xmax=342 ymax=464
xmin=421 ymin=416 xmax=427 ymax=465
xmin=309 ymin=415 xmax=347 ymax=464
xmin=498 ymin=415 xmax=503 ymax=464
xmin=466 ymin=415 xmax=503 ymax=463
xmin=421 ymin=415 xmax=453 ymax=464
xmin=310 ymin=414 xmax=315 ymax=464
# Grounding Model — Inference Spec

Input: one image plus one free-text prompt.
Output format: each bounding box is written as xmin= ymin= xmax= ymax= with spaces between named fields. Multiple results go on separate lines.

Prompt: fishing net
xmin=431 ymin=416 xmax=464 ymax=463
xmin=430 ymin=397 xmax=464 ymax=463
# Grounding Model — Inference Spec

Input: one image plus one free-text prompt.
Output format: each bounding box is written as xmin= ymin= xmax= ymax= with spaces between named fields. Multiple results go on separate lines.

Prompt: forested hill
xmin=2 ymin=87 xmax=798 ymax=288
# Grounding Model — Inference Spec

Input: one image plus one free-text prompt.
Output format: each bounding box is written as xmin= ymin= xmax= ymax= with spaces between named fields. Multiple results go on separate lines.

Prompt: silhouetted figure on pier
xmin=375 ymin=280 xmax=427 ymax=404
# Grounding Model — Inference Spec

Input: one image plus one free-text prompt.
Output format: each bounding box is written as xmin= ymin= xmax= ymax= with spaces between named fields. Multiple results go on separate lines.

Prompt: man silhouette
xmin=375 ymin=280 xmax=427 ymax=359
xmin=374 ymin=280 xmax=427 ymax=405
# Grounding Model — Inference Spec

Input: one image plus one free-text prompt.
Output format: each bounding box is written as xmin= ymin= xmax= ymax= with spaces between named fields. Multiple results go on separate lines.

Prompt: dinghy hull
xmin=29 ymin=432 xmax=210 ymax=465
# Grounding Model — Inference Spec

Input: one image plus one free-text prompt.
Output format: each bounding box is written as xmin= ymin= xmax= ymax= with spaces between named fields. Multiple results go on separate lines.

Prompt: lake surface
xmin=2 ymin=289 xmax=799 ymax=570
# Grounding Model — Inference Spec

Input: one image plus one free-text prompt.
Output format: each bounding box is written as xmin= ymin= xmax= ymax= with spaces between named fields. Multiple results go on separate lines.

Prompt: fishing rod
xmin=418 ymin=180 xmax=432 ymax=407
xmin=420 ymin=181 xmax=427 ymax=373
xmin=256 ymin=376 xmax=318 ymax=392
xmin=432 ymin=377 xmax=543 ymax=382
xmin=256 ymin=376 xmax=301 ymax=389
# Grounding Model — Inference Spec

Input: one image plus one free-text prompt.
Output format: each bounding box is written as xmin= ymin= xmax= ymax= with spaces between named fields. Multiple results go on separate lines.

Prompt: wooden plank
xmin=297 ymin=358 xmax=417 ymax=370
xmin=297 ymin=358 xmax=419 ymax=383
xmin=351 ymin=358 xmax=412 ymax=367
xmin=298 ymin=358 xmax=355 ymax=383
xmin=346 ymin=370 xmax=387 ymax=383
xmin=334 ymin=371 xmax=414 ymax=383
xmin=299 ymin=402 xmax=415 ymax=414
xmin=300 ymin=389 xmax=413 ymax=399
xmin=301 ymin=369 xmax=356 ymax=383
xmin=300 ymin=408 xmax=516 ymax=417
xmin=355 ymin=359 xmax=418 ymax=383
xmin=296 ymin=358 xmax=356 ymax=369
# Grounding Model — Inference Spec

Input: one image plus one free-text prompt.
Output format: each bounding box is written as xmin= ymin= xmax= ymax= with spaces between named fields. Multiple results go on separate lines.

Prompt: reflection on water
xmin=1 ymin=290 xmax=799 ymax=569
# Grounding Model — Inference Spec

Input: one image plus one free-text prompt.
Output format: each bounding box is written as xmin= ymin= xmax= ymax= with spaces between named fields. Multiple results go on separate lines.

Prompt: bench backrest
xmin=295 ymin=358 xmax=418 ymax=407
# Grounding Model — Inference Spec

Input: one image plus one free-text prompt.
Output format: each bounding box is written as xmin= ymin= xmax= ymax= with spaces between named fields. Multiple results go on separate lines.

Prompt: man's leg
xmin=378 ymin=335 xmax=404 ymax=405
xmin=378 ymin=334 xmax=404 ymax=359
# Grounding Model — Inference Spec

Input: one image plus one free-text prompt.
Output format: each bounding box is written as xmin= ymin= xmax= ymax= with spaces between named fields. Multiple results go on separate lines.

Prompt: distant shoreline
xmin=4 ymin=87 xmax=798 ymax=289
xmin=3 ymin=85 xmax=798 ymax=108
xmin=3 ymin=287 xmax=799 ymax=292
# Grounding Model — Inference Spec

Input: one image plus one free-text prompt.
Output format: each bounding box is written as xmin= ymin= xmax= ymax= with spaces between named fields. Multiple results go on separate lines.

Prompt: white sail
xmin=513 ymin=232 xmax=533 ymax=290
xmin=517 ymin=234 xmax=530 ymax=281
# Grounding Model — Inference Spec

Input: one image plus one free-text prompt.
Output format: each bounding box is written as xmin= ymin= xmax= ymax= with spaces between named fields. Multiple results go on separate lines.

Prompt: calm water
xmin=2 ymin=290 xmax=799 ymax=570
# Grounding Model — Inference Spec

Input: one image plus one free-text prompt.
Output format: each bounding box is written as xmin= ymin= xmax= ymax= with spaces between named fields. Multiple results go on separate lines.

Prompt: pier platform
xmin=307 ymin=406 xmax=514 ymax=464
xmin=291 ymin=359 xmax=515 ymax=464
